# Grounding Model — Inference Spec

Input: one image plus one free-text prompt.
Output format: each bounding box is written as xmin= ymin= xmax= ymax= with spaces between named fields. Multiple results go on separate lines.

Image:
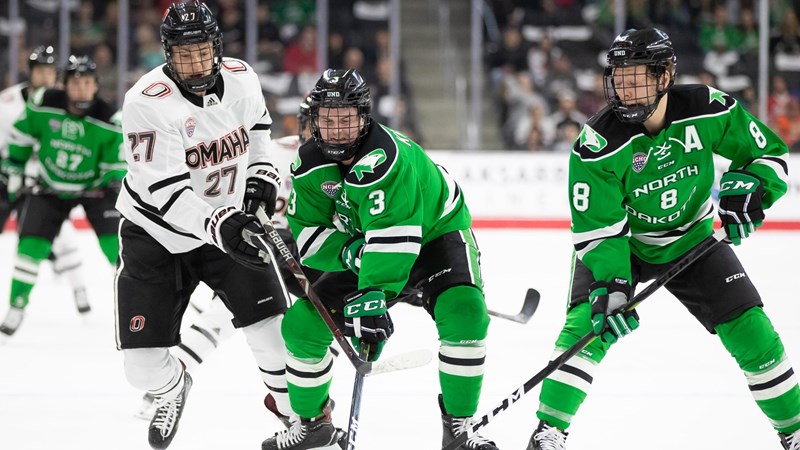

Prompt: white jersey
xmin=0 ymin=83 xmax=28 ymax=158
xmin=116 ymin=58 xmax=279 ymax=253
xmin=268 ymin=135 xmax=300 ymax=229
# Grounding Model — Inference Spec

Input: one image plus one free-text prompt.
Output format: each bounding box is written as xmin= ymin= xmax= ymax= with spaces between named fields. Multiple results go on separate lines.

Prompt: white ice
xmin=0 ymin=229 xmax=797 ymax=450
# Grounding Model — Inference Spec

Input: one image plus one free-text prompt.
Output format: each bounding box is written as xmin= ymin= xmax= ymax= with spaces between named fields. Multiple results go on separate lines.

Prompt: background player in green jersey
xmin=261 ymin=69 xmax=498 ymax=450
xmin=0 ymin=55 xmax=124 ymax=339
xmin=529 ymin=28 xmax=800 ymax=450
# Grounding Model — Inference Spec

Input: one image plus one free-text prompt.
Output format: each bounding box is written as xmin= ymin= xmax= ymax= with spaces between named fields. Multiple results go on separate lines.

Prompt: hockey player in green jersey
xmin=261 ymin=69 xmax=499 ymax=450
xmin=528 ymin=28 xmax=800 ymax=450
xmin=0 ymin=55 xmax=124 ymax=339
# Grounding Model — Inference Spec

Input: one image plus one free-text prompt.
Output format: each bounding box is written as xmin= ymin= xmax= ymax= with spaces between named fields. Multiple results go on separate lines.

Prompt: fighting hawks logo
xmin=351 ymin=149 xmax=387 ymax=181
xmin=632 ymin=152 xmax=648 ymax=173
xmin=321 ymin=181 xmax=341 ymax=198
xmin=578 ymin=124 xmax=607 ymax=153
xmin=185 ymin=117 xmax=196 ymax=137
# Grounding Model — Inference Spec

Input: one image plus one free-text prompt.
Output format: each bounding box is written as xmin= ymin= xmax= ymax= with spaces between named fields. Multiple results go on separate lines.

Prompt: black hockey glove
xmin=718 ymin=170 xmax=765 ymax=246
xmin=206 ymin=206 xmax=271 ymax=270
xmin=589 ymin=278 xmax=639 ymax=344
xmin=243 ymin=177 xmax=278 ymax=218
xmin=343 ymin=288 xmax=393 ymax=361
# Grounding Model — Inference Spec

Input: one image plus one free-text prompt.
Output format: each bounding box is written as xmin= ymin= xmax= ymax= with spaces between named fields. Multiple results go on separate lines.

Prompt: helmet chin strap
xmin=69 ymin=99 xmax=94 ymax=115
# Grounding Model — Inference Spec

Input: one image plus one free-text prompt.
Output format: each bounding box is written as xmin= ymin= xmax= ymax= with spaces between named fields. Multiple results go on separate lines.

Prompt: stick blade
xmin=488 ymin=288 xmax=540 ymax=324
xmin=360 ymin=349 xmax=433 ymax=376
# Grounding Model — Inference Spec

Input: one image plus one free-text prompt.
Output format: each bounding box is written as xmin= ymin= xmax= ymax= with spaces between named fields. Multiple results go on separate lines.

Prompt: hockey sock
xmin=173 ymin=297 xmax=235 ymax=372
xmin=435 ymin=285 xmax=490 ymax=417
xmin=537 ymin=302 xmax=611 ymax=430
xmin=97 ymin=233 xmax=119 ymax=266
xmin=124 ymin=347 xmax=185 ymax=399
xmin=282 ymin=298 xmax=334 ymax=418
xmin=9 ymin=237 xmax=52 ymax=308
xmin=242 ymin=315 xmax=292 ymax=416
xmin=51 ymin=225 xmax=85 ymax=291
xmin=716 ymin=306 xmax=800 ymax=434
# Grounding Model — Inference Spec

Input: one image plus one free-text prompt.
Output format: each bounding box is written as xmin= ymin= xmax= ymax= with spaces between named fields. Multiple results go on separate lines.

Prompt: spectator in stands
xmin=272 ymin=0 xmax=315 ymax=42
xmin=487 ymin=26 xmax=529 ymax=91
xmin=576 ymin=73 xmax=606 ymax=118
xmin=769 ymin=74 xmax=795 ymax=118
xmin=282 ymin=25 xmax=317 ymax=75
xmin=542 ymin=53 xmax=579 ymax=106
xmin=527 ymin=33 xmax=561 ymax=88
xmin=328 ymin=32 xmax=346 ymax=69
xmin=552 ymin=118 xmax=582 ymax=153
xmin=257 ymin=4 xmax=285 ymax=72
xmin=738 ymin=7 xmax=759 ymax=56
xmin=699 ymin=4 xmax=742 ymax=53
xmin=502 ymin=72 xmax=548 ymax=149
xmin=514 ymin=103 xmax=548 ymax=150
xmin=71 ymin=0 xmax=104 ymax=55
xmin=525 ymin=125 xmax=546 ymax=152
xmin=134 ymin=23 xmax=164 ymax=72
xmin=772 ymin=97 xmax=800 ymax=149
xmin=93 ymin=43 xmax=118 ymax=105
xmin=220 ymin=4 xmax=245 ymax=59
xmin=772 ymin=9 xmax=800 ymax=54
xmin=653 ymin=0 xmax=693 ymax=32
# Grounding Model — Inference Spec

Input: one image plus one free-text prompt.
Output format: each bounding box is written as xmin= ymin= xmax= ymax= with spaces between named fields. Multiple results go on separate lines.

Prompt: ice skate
xmin=148 ymin=372 xmax=193 ymax=449
xmin=73 ymin=287 xmax=91 ymax=314
xmin=265 ymin=393 xmax=337 ymax=429
xmin=527 ymin=420 xmax=568 ymax=450
xmin=261 ymin=398 xmax=343 ymax=450
xmin=135 ymin=392 xmax=157 ymax=421
xmin=0 ymin=306 xmax=25 ymax=338
xmin=439 ymin=395 xmax=499 ymax=450
xmin=781 ymin=429 xmax=800 ymax=450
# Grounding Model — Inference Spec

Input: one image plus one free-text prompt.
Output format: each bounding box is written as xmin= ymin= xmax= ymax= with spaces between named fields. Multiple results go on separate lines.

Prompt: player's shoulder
xmin=292 ymin=140 xmax=338 ymax=179
xmin=271 ymin=135 xmax=300 ymax=151
xmin=86 ymin=98 xmax=120 ymax=126
xmin=125 ymin=65 xmax=180 ymax=106
xmin=667 ymin=84 xmax=737 ymax=119
xmin=344 ymin=124 xmax=401 ymax=186
xmin=0 ymin=83 xmax=25 ymax=103
xmin=37 ymin=88 xmax=68 ymax=110
xmin=219 ymin=57 xmax=261 ymax=94
xmin=572 ymin=106 xmax=634 ymax=160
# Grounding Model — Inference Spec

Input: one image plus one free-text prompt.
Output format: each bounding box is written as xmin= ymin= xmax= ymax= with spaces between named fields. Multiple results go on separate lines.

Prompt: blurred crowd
xmin=487 ymin=0 xmax=800 ymax=152
xmin=5 ymin=0 xmax=800 ymax=151
xmin=0 ymin=0 xmax=421 ymax=143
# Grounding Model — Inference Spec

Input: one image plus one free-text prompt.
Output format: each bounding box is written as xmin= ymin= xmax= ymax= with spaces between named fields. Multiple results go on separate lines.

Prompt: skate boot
xmin=780 ymin=429 xmax=800 ymax=450
xmin=74 ymin=287 xmax=91 ymax=314
xmin=135 ymin=392 xmax=157 ymax=421
xmin=0 ymin=306 xmax=25 ymax=337
xmin=148 ymin=372 xmax=193 ymax=449
xmin=261 ymin=398 xmax=343 ymax=450
xmin=527 ymin=420 xmax=568 ymax=450
xmin=264 ymin=392 xmax=336 ymax=429
xmin=439 ymin=395 xmax=499 ymax=450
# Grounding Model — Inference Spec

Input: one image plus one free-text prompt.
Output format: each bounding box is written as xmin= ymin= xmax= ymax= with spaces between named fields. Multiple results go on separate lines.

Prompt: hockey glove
xmin=589 ymin=278 xmax=639 ymax=344
xmin=206 ymin=206 xmax=271 ymax=270
xmin=1 ymin=162 xmax=24 ymax=202
xmin=341 ymin=236 xmax=365 ymax=274
xmin=718 ymin=170 xmax=765 ymax=246
xmin=343 ymin=288 xmax=393 ymax=361
xmin=243 ymin=177 xmax=278 ymax=218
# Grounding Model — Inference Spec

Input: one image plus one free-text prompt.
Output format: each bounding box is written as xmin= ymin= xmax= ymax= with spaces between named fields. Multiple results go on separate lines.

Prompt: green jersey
xmin=288 ymin=124 xmax=471 ymax=297
xmin=571 ymin=84 xmax=789 ymax=284
xmin=8 ymin=88 xmax=125 ymax=192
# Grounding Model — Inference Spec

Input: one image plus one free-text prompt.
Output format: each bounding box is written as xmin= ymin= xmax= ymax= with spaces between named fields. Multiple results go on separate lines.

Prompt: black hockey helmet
xmin=64 ymin=55 xmax=97 ymax=81
xmin=298 ymin=94 xmax=312 ymax=144
xmin=603 ymin=28 xmax=677 ymax=123
xmin=160 ymin=0 xmax=223 ymax=93
xmin=309 ymin=69 xmax=372 ymax=162
xmin=28 ymin=45 xmax=57 ymax=70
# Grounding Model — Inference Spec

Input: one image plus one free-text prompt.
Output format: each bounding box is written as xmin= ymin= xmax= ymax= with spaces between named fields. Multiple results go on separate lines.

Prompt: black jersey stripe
xmin=148 ymin=173 xmax=191 ymax=194
xmin=746 ymin=156 xmax=789 ymax=175
xmin=178 ymin=343 xmax=203 ymax=364
xmin=124 ymin=179 xmax=200 ymax=238
xmin=286 ymin=358 xmax=334 ymax=378
xmin=367 ymin=236 xmax=423 ymax=244
xmin=439 ymin=353 xmax=486 ymax=367
xmin=574 ymin=222 xmax=630 ymax=251
xmin=299 ymin=226 xmax=326 ymax=258
xmin=190 ymin=324 xmax=218 ymax=347
xmin=159 ymin=186 xmax=193 ymax=216
xmin=749 ymin=368 xmax=795 ymax=392
xmin=251 ymin=123 xmax=271 ymax=131
xmin=248 ymin=162 xmax=276 ymax=170
xmin=260 ymin=367 xmax=286 ymax=376
xmin=560 ymin=363 xmax=594 ymax=384
xmin=264 ymin=383 xmax=288 ymax=393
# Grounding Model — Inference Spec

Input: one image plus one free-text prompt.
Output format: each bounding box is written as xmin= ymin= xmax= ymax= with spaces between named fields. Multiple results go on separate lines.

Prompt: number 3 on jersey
xmin=368 ymin=190 xmax=385 ymax=215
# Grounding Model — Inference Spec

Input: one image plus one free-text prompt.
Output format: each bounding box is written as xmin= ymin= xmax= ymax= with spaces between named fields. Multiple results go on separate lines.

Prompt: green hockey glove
xmin=343 ymin=288 xmax=393 ymax=361
xmin=341 ymin=236 xmax=365 ymax=274
xmin=1 ymin=162 xmax=24 ymax=202
xmin=590 ymin=278 xmax=639 ymax=344
xmin=718 ymin=170 xmax=765 ymax=245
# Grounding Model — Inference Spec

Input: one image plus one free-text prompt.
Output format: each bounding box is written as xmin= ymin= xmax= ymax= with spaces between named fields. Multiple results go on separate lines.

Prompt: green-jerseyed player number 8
xmin=573 ymin=182 xmax=590 ymax=212
xmin=661 ymin=189 xmax=677 ymax=209
xmin=749 ymin=121 xmax=767 ymax=149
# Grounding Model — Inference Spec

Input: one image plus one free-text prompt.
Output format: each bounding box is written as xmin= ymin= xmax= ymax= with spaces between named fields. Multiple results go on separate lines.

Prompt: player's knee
xmin=434 ymin=285 xmax=489 ymax=342
xmin=17 ymin=237 xmax=52 ymax=261
xmin=282 ymin=299 xmax=332 ymax=359
xmin=242 ymin=315 xmax=286 ymax=366
xmin=716 ymin=306 xmax=784 ymax=370
xmin=123 ymin=347 xmax=175 ymax=391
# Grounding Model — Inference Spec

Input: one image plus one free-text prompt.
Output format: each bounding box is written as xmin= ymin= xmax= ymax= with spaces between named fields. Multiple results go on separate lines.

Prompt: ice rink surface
xmin=0 ymin=228 xmax=798 ymax=450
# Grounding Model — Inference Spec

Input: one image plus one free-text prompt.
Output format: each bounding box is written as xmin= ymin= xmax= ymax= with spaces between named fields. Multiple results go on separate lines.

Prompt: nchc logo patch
xmin=321 ymin=181 xmax=341 ymax=198
xmin=632 ymin=152 xmax=648 ymax=172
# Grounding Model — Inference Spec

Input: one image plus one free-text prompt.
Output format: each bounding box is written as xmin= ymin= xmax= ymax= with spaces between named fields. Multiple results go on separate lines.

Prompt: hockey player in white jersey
xmin=115 ymin=2 xmax=294 ymax=448
xmin=0 ymin=45 xmax=90 ymax=324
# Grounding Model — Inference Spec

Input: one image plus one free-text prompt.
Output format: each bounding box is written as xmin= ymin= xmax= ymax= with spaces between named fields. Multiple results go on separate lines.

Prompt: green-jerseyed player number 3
xmin=368 ymin=189 xmax=385 ymax=215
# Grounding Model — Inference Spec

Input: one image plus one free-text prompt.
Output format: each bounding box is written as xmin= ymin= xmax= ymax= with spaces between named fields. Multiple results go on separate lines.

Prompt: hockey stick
xmin=442 ymin=228 xmax=728 ymax=450
xmin=250 ymin=210 xmax=432 ymax=376
xmin=345 ymin=343 xmax=370 ymax=449
xmin=488 ymin=288 xmax=540 ymax=324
